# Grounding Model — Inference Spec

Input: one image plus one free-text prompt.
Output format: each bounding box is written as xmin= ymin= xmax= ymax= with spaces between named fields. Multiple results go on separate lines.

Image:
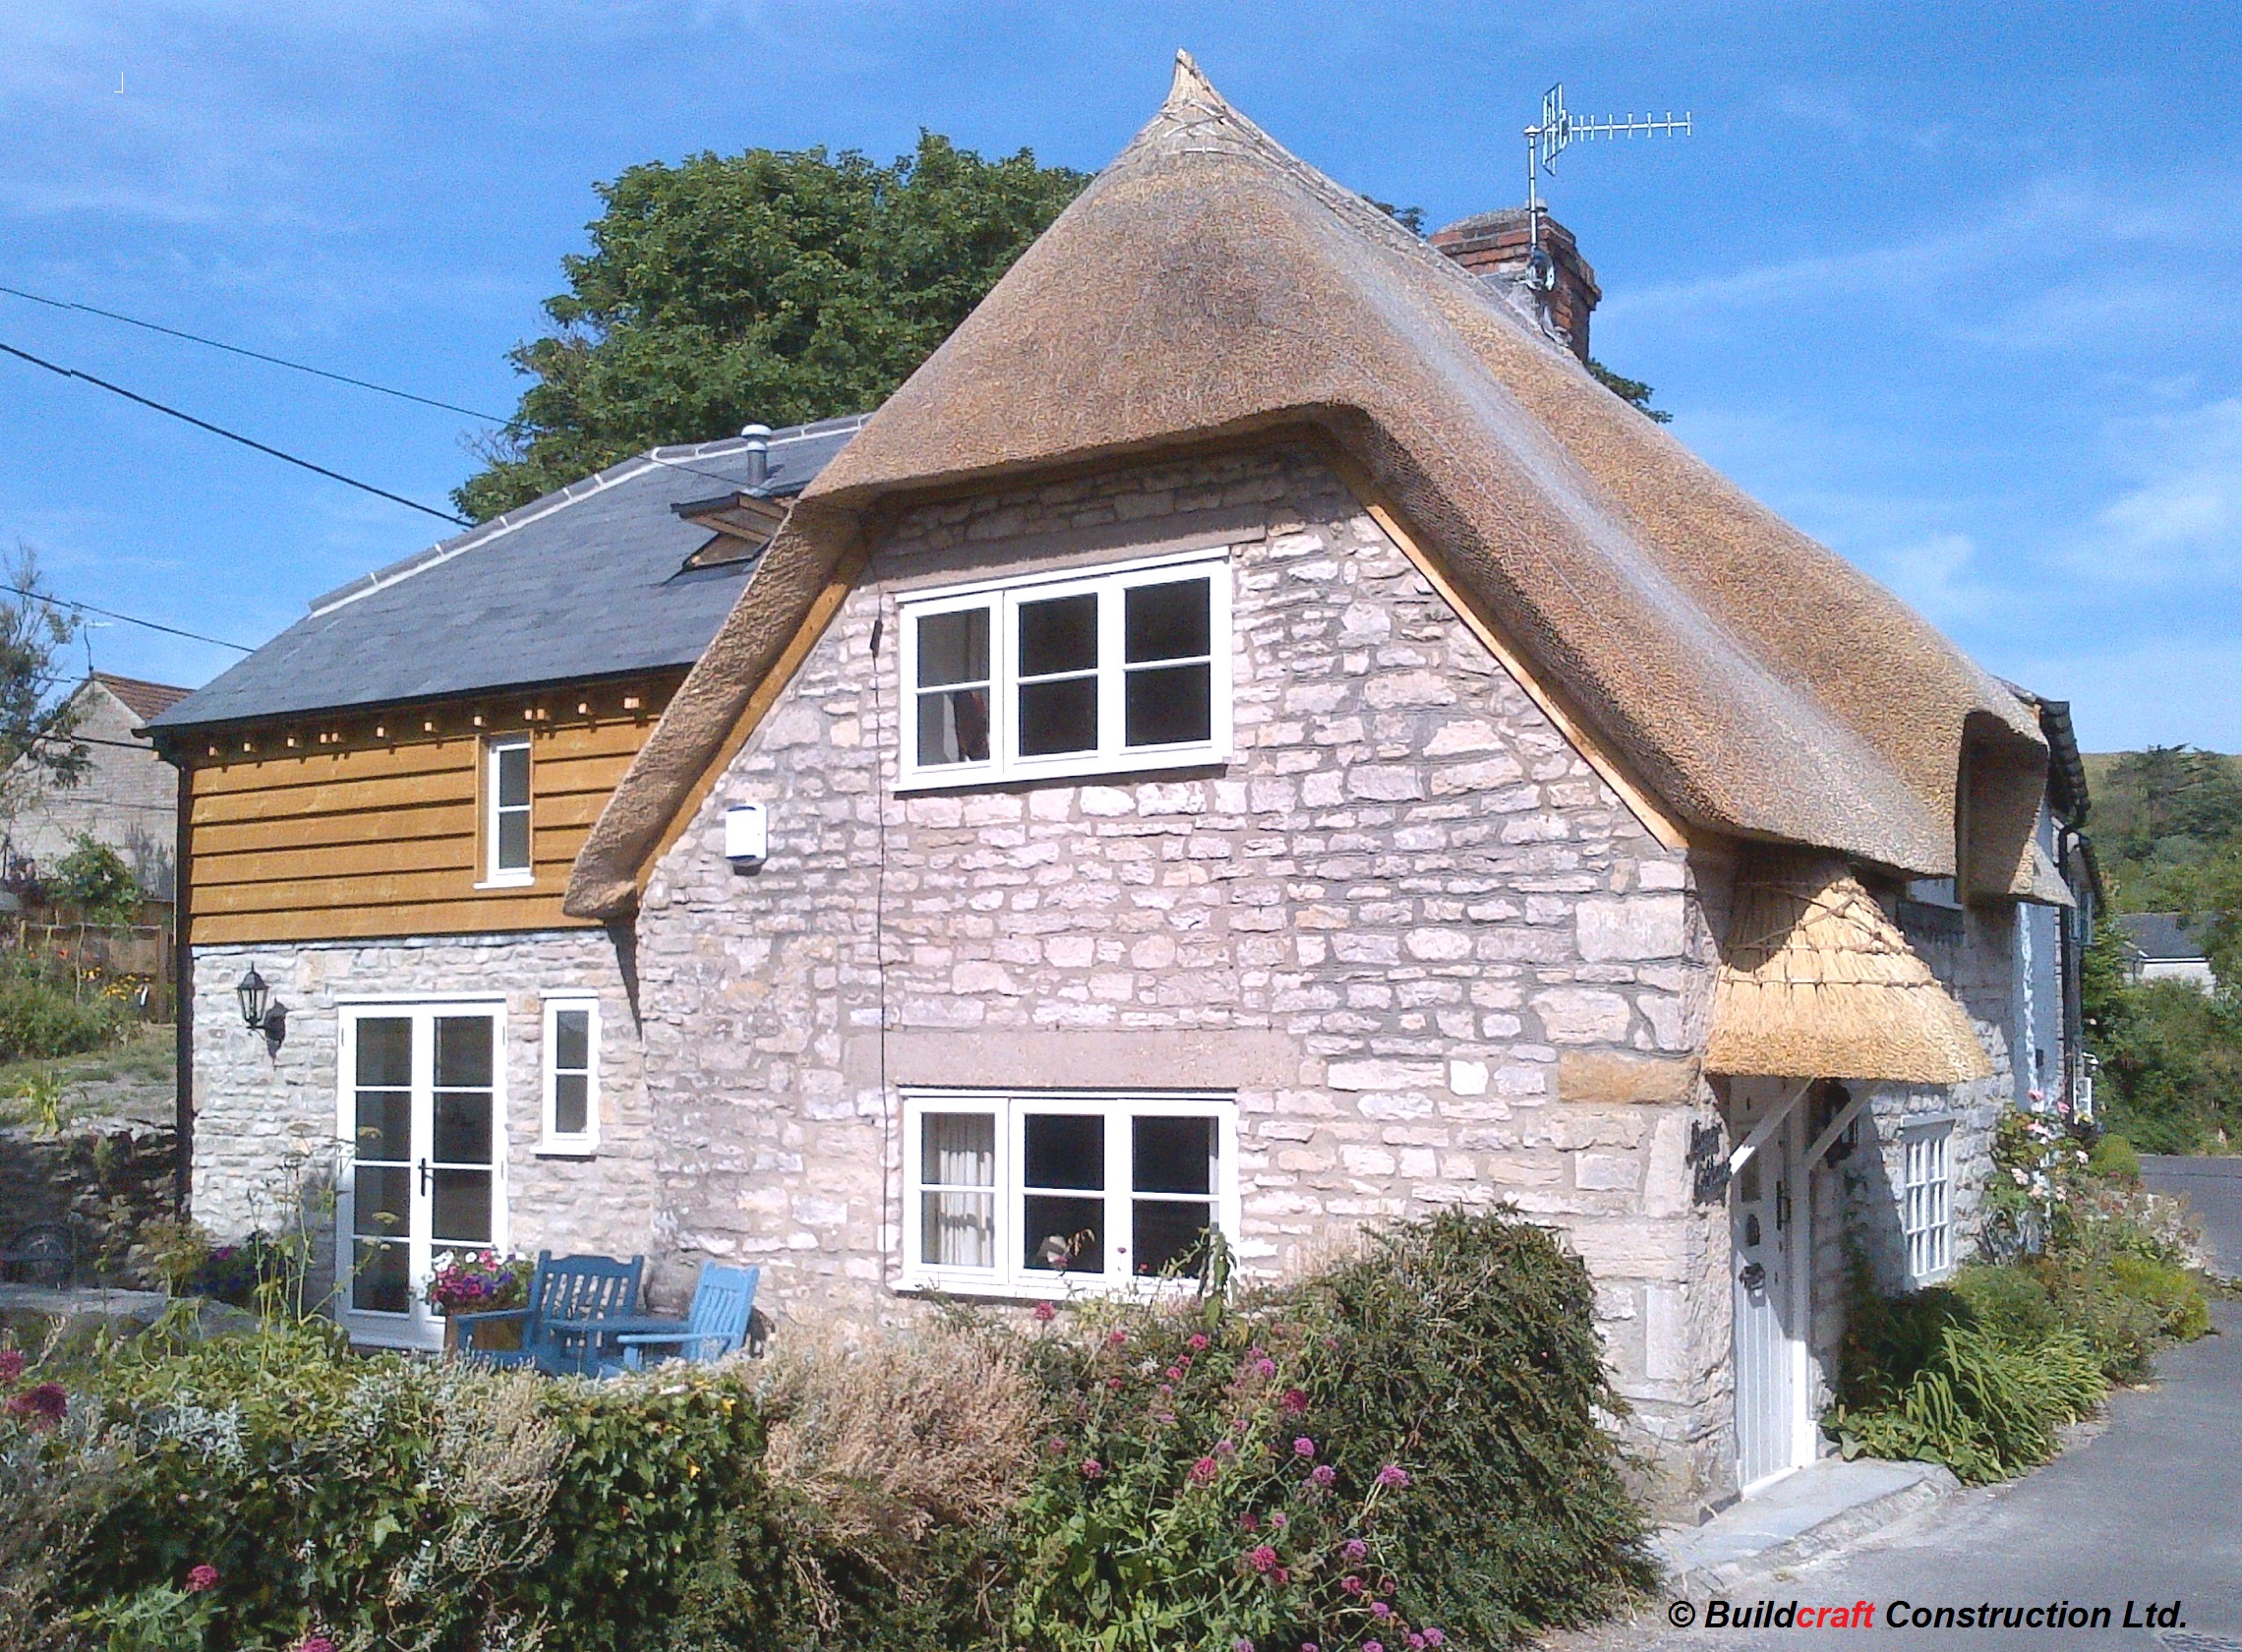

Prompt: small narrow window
xmin=485 ymin=737 xmax=533 ymax=885
xmin=1901 ymin=1121 xmax=1953 ymax=1285
xmin=541 ymin=996 xmax=599 ymax=1152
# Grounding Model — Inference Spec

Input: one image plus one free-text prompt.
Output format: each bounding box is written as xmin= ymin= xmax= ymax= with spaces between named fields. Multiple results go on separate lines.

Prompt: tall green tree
xmin=456 ymin=134 xmax=1089 ymax=521
xmin=0 ymin=545 xmax=87 ymax=824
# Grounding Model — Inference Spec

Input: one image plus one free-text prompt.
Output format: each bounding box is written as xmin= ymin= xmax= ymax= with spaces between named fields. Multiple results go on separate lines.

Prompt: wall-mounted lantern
xmin=237 ymin=963 xmax=286 ymax=1052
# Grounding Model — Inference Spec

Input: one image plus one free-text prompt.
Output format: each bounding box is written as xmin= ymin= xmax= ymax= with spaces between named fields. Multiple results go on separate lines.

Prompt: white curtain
xmin=922 ymin=1113 xmax=995 ymax=1268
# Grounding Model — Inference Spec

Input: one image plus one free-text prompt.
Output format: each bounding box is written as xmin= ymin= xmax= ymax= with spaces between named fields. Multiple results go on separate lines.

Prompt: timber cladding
xmin=176 ymin=676 xmax=680 ymax=944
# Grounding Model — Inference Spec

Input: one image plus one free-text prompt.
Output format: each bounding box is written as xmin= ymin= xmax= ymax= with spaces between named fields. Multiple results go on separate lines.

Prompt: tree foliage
xmin=0 ymin=546 xmax=87 ymax=821
xmin=1587 ymin=359 xmax=1672 ymax=423
xmin=455 ymin=134 xmax=1089 ymax=521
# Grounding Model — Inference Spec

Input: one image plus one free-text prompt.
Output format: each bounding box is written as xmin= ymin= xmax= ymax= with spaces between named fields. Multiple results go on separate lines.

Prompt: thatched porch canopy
xmin=1706 ymin=854 xmax=1991 ymax=1085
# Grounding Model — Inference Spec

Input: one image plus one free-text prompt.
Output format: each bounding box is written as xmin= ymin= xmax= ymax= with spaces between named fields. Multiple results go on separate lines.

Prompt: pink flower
xmin=1105 ymin=1329 xmax=1129 ymax=1347
xmin=1166 ymin=1366 xmax=1185 ymax=1382
xmin=1371 ymin=1602 xmax=1392 ymax=1620
xmin=1341 ymin=1575 xmax=1367 ymax=1595
xmin=1214 ymin=1439 xmax=1237 ymax=1456
xmin=1272 ymin=1565 xmax=1290 ymax=1585
xmin=1240 ymin=1511 xmax=1260 ymax=1532
xmin=1188 ymin=1333 xmax=1210 ymax=1351
xmin=1278 ymin=1386 xmax=1309 ymax=1414
xmin=1189 ymin=1455 xmax=1219 ymax=1486
xmin=185 ymin=1564 xmax=218 ymax=1594
xmin=1342 ymin=1538 xmax=1369 ymax=1562
xmin=1082 ymin=1458 xmax=1104 ymax=1479
xmin=1376 ymin=1464 xmax=1410 ymax=1489
xmin=1422 ymin=1629 xmax=1446 ymax=1646
xmin=1245 ymin=1544 xmax=1280 ymax=1574
xmin=0 ymin=1349 xmax=23 ymax=1384
xmin=1253 ymin=1358 xmax=1277 ymax=1379
xmin=1268 ymin=1510 xmax=1288 ymax=1529
xmin=1045 ymin=1435 xmax=1068 ymax=1455
xmin=1407 ymin=1636 xmax=1428 ymax=1651
xmin=1292 ymin=1436 xmax=1316 ymax=1458
xmin=1234 ymin=1641 xmax=1255 ymax=1652
xmin=1106 ymin=1377 xmax=1125 ymax=1390
xmin=1364 ymin=1642 xmax=1385 ymax=1652
xmin=1032 ymin=1301 xmax=1056 ymax=1323
xmin=1310 ymin=1463 xmax=1336 ymax=1487
xmin=7 ymin=1384 xmax=65 ymax=1425
xmin=297 ymin=1639 xmax=337 ymax=1652
xmin=1302 ymin=1644 xmax=1323 ymax=1652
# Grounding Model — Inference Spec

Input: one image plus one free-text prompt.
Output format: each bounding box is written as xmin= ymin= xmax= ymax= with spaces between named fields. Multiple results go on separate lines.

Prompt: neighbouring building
xmin=3 ymin=673 xmax=190 ymax=900
xmin=153 ymin=58 xmax=2094 ymax=1514
xmin=2117 ymin=913 xmax=2216 ymax=991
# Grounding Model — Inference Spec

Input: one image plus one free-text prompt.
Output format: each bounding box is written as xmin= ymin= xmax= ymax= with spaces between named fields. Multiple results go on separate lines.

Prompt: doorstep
xmin=1657 ymin=1458 xmax=1958 ymax=1591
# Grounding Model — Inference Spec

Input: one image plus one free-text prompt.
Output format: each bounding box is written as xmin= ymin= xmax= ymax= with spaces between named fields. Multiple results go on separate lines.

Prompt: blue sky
xmin=0 ymin=2 xmax=2235 ymax=751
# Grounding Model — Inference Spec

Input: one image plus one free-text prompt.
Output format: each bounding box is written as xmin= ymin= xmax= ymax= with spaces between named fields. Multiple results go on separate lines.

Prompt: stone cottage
xmin=156 ymin=57 xmax=2091 ymax=1511
xmin=4 ymin=672 xmax=189 ymax=899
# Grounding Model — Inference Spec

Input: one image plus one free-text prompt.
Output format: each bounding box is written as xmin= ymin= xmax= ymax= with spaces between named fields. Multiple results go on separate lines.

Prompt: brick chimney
xmin=1429 ymin=208 xmax=1601 ymax=363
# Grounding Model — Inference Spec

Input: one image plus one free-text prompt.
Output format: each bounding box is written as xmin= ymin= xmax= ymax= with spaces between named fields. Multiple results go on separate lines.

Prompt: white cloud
xmin=2069 ymin=399 xmax=2242 ymax=583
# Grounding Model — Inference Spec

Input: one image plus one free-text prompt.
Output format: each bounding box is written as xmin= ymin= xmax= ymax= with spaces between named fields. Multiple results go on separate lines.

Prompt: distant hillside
xmin=2083 ymin=747 xmax=2242 ymax=914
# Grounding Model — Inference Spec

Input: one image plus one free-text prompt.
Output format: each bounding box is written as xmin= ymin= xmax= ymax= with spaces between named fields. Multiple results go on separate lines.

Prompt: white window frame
xmin=1900 ymin=1119 xmax=1954 ymax=1286
xmin=900 ymin=1090 xmax=1239 ymax=1299
xmin=895 ymin=548 xmax=1233 ymax=791
xmin=480 ymin=736 xmax=534 ymax=888
xmin=539 ymin=992 xmax=600 ymax=1155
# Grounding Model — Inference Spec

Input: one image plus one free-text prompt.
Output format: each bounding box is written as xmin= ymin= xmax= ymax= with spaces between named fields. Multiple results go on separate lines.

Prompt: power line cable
xmin=0 ymin=338 xmax=471 ymax=527
xmin=0 ymin=582 xmax=253 ymax=653
xmin=0 ymin=282 xmax=506 ymax=422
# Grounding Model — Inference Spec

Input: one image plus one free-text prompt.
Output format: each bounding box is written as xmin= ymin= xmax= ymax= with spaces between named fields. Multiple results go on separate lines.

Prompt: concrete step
xmin=1657 ymin=1457 xmax=1959 ymax=1591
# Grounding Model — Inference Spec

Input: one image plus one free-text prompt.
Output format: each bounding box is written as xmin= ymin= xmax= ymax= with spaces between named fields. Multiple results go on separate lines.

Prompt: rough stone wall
xmin=635 ymin=443 xmax=1732 ymax=1500
xmin=0 ymin=1123 xmax=177 ymax=1281
xmin=187 ymin=932 xmax=662 ymax=1291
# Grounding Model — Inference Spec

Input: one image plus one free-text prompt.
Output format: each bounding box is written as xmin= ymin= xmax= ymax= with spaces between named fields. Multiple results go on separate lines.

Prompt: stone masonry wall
xmin=635 ymin=443 xmax=1734 ymax=1501
xmin=188 ymin=932 xmax=663 ymax=1293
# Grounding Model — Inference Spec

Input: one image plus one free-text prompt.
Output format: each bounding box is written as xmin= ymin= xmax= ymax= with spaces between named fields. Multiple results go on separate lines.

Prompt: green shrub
xmin=2106 ymin=1254 xmax=2212 ymax=1343
xmin=1828 ymin=1321 xmax=2104 ymax=1483
xmin=50 ymin=835 xmax=142 ymax=924
xmin=2089 ymin=1133 xmax=2143 ymax=1185
xmin=0 ymin=973 xmax=126 ymax=1062
xmin=1948 ymin=1264 xmax=2062 ymax=1348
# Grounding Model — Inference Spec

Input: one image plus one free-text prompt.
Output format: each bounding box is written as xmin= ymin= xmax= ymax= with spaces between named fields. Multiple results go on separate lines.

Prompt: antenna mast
xmin=1523 ymin=84 xmax=1691 ymax=285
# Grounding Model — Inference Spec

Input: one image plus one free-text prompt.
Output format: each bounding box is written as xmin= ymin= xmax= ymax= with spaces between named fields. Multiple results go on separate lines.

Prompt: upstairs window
xmin=899 ymin=552 xmax=1230 ymax=788
xmin=483 ymin=737 xmax=532 ymax=886
xmin=1901 ymin=1121 xmax=1954 ymax=1285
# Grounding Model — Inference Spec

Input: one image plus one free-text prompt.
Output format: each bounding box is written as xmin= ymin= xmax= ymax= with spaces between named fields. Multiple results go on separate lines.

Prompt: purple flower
xmin=1278 ymin=1386 xmax=1310 ymax=1414
xmin=1081 ymin=1458 xmax=1104 ymax=1479
xmin=1371 ymin=1602 xmax=1392 ymax=1620
xmin=1045 ymin=1435 xmax=1068 ymax=1456
xmin=7 ymin=1384 xmax=66 ymax=1425
xmin=1341 ymin=1575 xmax=1367 ymax=1595
xmin=1310 ymin=1463 xmax=1337 ymax=1488
xmin=1189 ymin=1455 xmax=1219 ymax=1486
xmin=1302 ymin=1644 xmax=1323 ymax=1652
xmin=1105 ymin=1329 xmax=1129 ymax=1348
xmin=1235 ymin=1640 xmax=1255 ymax=1652
xmin=1376 ymin=1464 xmax=1410 ymax=1489
xmin=1241 ymin=1511 xmax=1261 ymax=1532
xmin=1422 ymin=1629 xmax=1446 ymax=1646
xmin=1292 ymin=1436 xmax=1317 ymax=1458
xmin=297 ymin=1639 xmax=337 ymax=1652
xmin=1254 ymin=1358 xmax=1278 ymax=1379
xmin=0 ymin=1349 xmax=23 ymax=1385
xmin=1268 ymin=1510 xmax=1288 ymax=1529
xmin=1342 ymin=1537 xmax=1369 ymax=1562
xmin=1214 ymin=1439 xmax=1237 ymax=1456
xmin=1364 ymin=1642 xmax=1385 ymax=1652
xmin=185 ymin=1564 xmax=218 ymax=1594
xmin=1408 ymin=1636 xmax=1428 ymax=1651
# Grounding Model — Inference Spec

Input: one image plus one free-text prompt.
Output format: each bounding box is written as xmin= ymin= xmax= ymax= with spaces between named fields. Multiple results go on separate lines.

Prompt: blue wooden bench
xmin=585 ymin=1264 xmax=761 ymax=1376
xmin=453 ymin=1251 xmax=642 ymax=1376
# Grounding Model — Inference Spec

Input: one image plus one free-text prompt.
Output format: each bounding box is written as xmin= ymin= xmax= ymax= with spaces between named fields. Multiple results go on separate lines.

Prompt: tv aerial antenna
xmin=1522 ymin=84 xmax=1691 ymax=287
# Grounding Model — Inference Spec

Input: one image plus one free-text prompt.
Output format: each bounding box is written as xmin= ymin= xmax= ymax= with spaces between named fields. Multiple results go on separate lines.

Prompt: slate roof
xmin=2117 ymin=912 xmax=2213 ymax=963
xmin=148 ymin=415 xmax=864 ymax=732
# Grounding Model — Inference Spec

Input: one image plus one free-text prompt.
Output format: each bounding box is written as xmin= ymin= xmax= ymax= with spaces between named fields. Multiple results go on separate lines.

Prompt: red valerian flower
xmin=1240 ymin=1511 xmax=1260 ymax=1531
xmin=1342 ymin=1538 xmax=1370 ymax=1563
xmin=297 ymin=1638 xmax=337 ymax=1652
xmin=1363 ymin=1641 xmax=1385 ymax=1652
xmin=1371 ymin=1602 xmax=1392 ymax=1620
xmin=1272 ymin=1565 xmax=1290 ymax=1585
xmin=1278 ymin=1386 xmax=1310 ymax=1414
xmin=1407 ymin=1635 xmax=1428 ymax=1650
xmin=1189 ymin=1456 xmax=1219 ymax=1486
xmin=1032 ymin=1301 xmax=1056 ymax=1323
xmin=1045 ymin=1435 xmax=1069 ymax=1455
xmin=1309 ymin=1463 xmax=1337 ymax=1488
xmin=1291 ymin=1437 xmax=1316 ymax=1458
xmin=0 ymin=1349 xmax=24 ymax=1384
xmin=1244 ymin=1544 xmax=1280 ymax=1574
xmin=7 ymin=1384 xmax=66 ymax=1424
xmin=1422 ymin=1629 xmax=1446 ymax=1646
xmin=1233 ymin=1640 xmax=1255 ymax=1652
xmin=185 ymin=1564 xmax=219 ymax=1593
xmin=1341 ymin=1575 xmax=1367 ymax=1595
xmin=1376 ymin=1464 xmax=1410 ymax=1489
xmin=1188 ymin=1333 xmax=1210 ymax=1351
xmin=1081 ymin=1458 xmax=1104 ymax=1479
xmin=1105 ymin=1329 xmax=1129 ymax=1347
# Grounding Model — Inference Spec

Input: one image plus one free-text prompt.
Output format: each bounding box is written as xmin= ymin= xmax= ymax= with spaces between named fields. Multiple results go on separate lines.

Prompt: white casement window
xmin=897 ymin=551 xmax=1232 ymax=789
xmin=483 ymin=736 xmax=533 ymax=886
xmin=902 ymin=1092 xmax=1238 ymax=1297
xmin=539 ymin=994 xmax=600 ymax=1154
xmin=1901 ymin=1121 xmax=1954 ymax=1285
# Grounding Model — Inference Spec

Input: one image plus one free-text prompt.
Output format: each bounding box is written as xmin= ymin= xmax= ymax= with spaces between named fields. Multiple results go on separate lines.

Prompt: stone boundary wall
xmin=0 ymin=1122 xmax=177 ymax=1282
xmin=636 ymin=443 xmax=1734 ymax=1501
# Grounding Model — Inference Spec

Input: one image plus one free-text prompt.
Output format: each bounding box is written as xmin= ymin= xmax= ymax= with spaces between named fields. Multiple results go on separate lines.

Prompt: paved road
xmin=1564 ymin=1160 xmax=2242 ymax=1652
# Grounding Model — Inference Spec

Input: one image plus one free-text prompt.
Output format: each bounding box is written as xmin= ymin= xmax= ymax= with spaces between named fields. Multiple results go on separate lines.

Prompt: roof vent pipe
xmin=739 ymin=423 xmax=772 ymax=490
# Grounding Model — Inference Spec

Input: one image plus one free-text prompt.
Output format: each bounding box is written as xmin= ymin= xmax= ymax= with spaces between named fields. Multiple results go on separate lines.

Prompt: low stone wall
xmin=0 ymin=1121 xmax=178 ymax=1282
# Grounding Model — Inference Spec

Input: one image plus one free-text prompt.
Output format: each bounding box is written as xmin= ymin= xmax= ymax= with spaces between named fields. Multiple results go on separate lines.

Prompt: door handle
xmin=1776 ymin=1183 xmax=1791 ymax=1231
xmin=417 ymin=1158 xmax=432 ymax=1196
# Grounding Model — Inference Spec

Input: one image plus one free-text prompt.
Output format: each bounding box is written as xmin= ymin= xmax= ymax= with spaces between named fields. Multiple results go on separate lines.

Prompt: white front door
xmin=336 ymin=1004 xmax=507 ymax=1349
xmin=1732 ymin=1082 xmax=1810 ymax=1494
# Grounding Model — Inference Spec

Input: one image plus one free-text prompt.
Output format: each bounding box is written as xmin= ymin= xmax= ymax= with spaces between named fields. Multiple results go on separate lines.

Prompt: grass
xmin=0 ymin=1024 xmax=175 ymax=1130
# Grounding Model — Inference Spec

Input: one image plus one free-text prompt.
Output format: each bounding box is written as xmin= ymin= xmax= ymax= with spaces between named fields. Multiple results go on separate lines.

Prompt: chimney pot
xmin=1429 ymin=208 xmax=1602 ymax=363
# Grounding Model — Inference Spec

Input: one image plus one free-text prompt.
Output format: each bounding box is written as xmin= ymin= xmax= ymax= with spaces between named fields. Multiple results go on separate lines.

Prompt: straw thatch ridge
xmin=1706 ymin=852 xmax=1992 ymax=1084
xmin=565 ymin=52 xmax=2045 ymax=919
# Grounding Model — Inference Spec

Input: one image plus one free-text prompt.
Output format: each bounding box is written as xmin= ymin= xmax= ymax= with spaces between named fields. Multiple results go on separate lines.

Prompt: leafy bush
xmin=1947 ymin=1264 xmax=2063 ymax=1349
xmin=0 ymin=971 xmax=126 ymax=1063
xmin=2089 ymin=1133 xmax=2143 ymax=1184
xmin=1827 ymin=1319 xmax=2104 ymax=1483
xmin=50 ymin=835 xmax=142 ymax=924
xmin=2106 ymin=1254 xmax=2212 ymax=1343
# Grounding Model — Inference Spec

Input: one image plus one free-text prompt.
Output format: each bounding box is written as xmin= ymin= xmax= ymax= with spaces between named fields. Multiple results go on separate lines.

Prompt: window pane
xmin=434 ymin=1092 xmax=494 ymax=1165
xmin=921 ymin=1113 xmax=996 ymax=1186
xmin=916 ymin=686 xmax=991 ymax=766
xmin=354 ymin=1089 xmax=410 ymax=1161
xmin=435 ymin=1017 xmax=494 ymax=1090
xmin=922 ymin=1191 xmax=995 ymax=1268
xmin=916 ymin=608 xmax=990 ymax=687
xmin=1025 ymin=1113 xmax=1103 ymax=1190
xmin=495 ymin=742 xmax=530 ymax=808
xmin=356 ymin=1018 xmax=411 ymax=1088
xmin=432 ymin=1169 xmax=492 ymax=1244
xmin=554 ymin=1008 xmax=590 ymax=1072
xmin=1018 ymin=678 xmax=1098 ymax=756
xmin=1125 ymin=663 xmax=1211 ymax=748
xmin=1018 ymin=593 xmax=1097 ymax=677
xmin=1133 ymin=1200 xmax=1213 ymax=1277
xmin=1024 ymin=1195 xmax=1104 ymax=1273
xmin=1125 ymin=578 xmax=1210 ymax=663
xmin=1134 ymin=1115 xmax=1214 ymax=1195
xmin=496 ymin=806 xmax=531 ymax=872
xmin=553 ymin=1073 xmax=590 ymax=1137
xmin=353 ymin=1239 xmax=410 ymax=1314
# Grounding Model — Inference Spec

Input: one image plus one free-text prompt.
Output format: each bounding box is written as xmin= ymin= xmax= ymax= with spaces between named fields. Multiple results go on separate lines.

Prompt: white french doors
xmin=336 ymin=1004 xmax=507 ymax=1349
xmin=1731 ymin=1080 xmax=1812 ymax=1495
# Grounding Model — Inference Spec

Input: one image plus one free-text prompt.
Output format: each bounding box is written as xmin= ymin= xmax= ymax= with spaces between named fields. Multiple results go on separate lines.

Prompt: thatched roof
xmin=1706 ymin=852 xmax=1992 ymax=1084
xmin=565 ymin=53 xmax=2044 ymax=919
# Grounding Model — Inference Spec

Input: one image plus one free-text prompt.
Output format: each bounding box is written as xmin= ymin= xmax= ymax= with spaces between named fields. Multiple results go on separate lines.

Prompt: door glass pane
xmin=353 ymin=1240 xmax=410 ymax=1315
xmin=1124 ymin=578 xmax=1210 ymax=662
xmin=1125 ymin=663 xmax=1211 ymax=747
xmin=1025 ymin=1114 xmax=1102 ymax=1190
xmin=916 ymin=608 xmax=990 ymax=686
xmin=356 ymin=1017 xmax=411 ymax=1088
xmin=434 ymin=1092 xmax=493 ymax=1164
xmin=1133 ymin=1200 xmax=1213 ymax=1277
xmin=353 ymin=1165 xmax=410 ymax=1237
xmin=1024 ymin=1196 xmax=1103 ymax=1273
xmin=1018 ymin=677 xmax=1097 ymax=755
xmin=432 ymin=1169 xmax=493 ymax=1244
xmin=435 ymin=1017 xmax=495 ymax=1091
xmin=1018 ymin=593 xmax=1097 ymax=677
xmin=355 ymin=1088 xmax=410 ymax=1162
xmin=1134 ymin=1115 xmax=1213 ymax=1194
xmin=553 ymin=1073 xmax=589 ymax=1137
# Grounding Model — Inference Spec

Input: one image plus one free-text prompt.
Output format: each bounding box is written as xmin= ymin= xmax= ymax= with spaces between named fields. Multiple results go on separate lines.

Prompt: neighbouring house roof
xmin=2117 ymin=912 xmax=2212 ymax=964
xmin=1707 ymin=852 xmax=1994 ymax=1084
xmin=90 ymin=673 xmax=191 ymax=724
xmin=147 ymin=415 xmax=864 ymax=733
xmin=565 ymin=52 xmax=2045 ymax=919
